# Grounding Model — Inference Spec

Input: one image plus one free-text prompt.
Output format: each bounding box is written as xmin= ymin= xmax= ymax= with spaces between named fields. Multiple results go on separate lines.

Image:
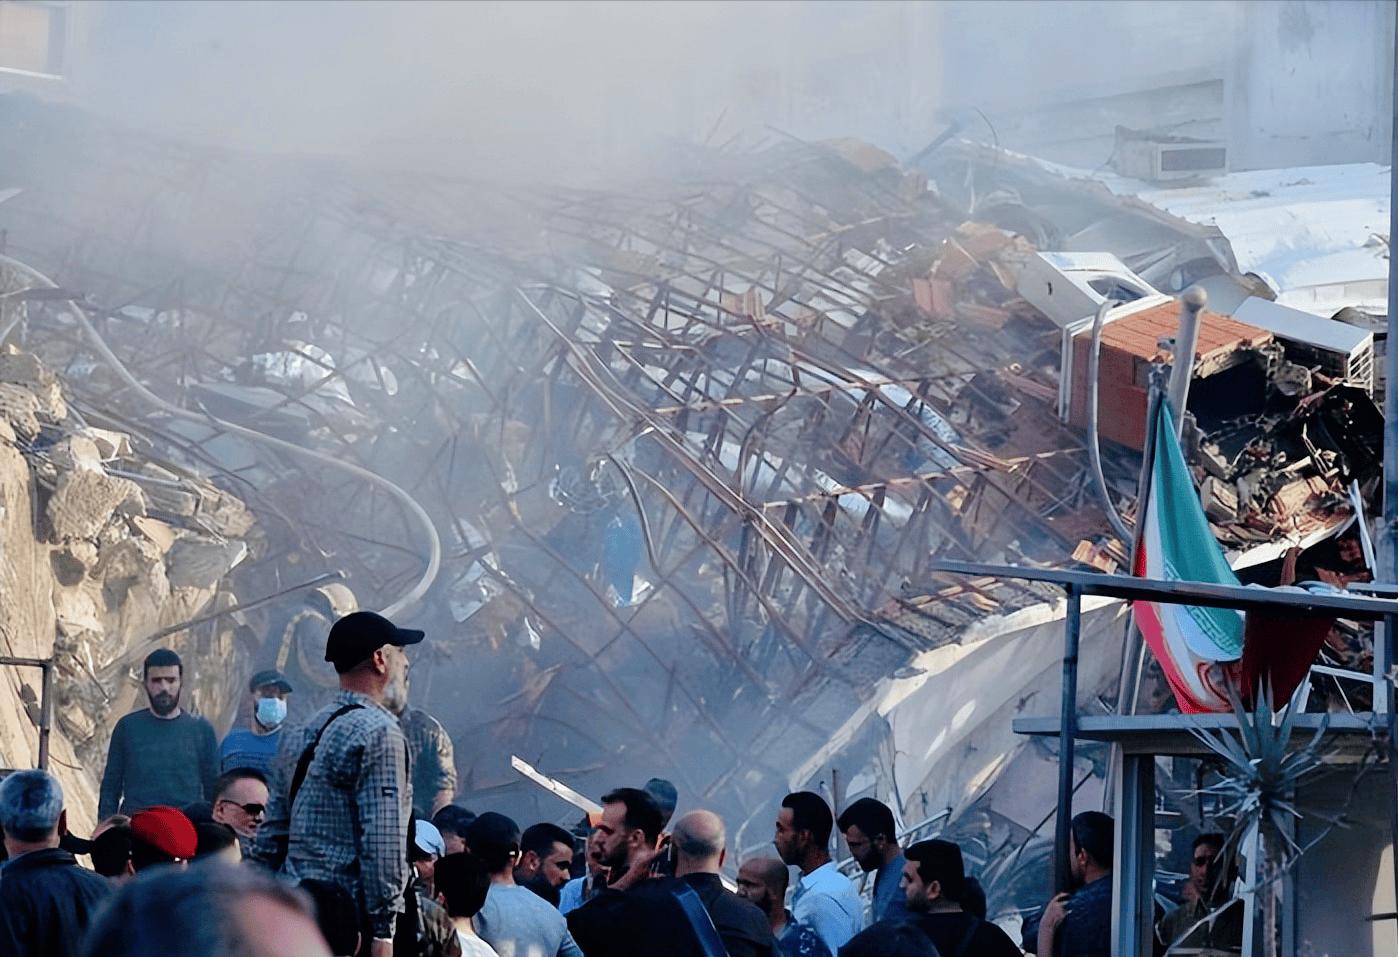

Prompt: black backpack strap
xmin=288 ymin=703 xmax=364 ymax=811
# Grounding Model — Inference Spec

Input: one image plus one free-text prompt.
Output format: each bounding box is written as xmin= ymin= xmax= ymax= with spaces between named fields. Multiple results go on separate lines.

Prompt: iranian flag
xmin=1133 ymin=401 xmax=1243 ymax=713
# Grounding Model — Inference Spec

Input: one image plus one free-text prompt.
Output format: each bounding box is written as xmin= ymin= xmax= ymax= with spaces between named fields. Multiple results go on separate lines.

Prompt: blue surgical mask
xmin=255 ymin=696 xmax=287 ymax=729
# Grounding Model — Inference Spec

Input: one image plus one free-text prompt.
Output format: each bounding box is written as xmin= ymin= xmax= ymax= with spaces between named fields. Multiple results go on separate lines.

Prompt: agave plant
xmin=1183 ymin=681 xmax=1375 ymax=956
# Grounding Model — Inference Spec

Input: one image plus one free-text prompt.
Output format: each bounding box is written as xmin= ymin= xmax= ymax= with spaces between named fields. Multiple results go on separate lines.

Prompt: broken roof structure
xmin=920 ymin=140 xmax=1391 ymax=319
xmin=0 ymin=94 xmax=1387 ymax=924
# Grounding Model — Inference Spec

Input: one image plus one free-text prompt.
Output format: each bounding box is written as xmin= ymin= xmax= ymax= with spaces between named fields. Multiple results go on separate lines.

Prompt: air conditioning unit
xmin=1113 ymin=126 xmax=1228 ymax=183
xmin=1231 ymin=297 xmax=1375 ymax=394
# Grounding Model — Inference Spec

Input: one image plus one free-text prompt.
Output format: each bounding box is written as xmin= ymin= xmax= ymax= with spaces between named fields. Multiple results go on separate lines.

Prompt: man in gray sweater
xmin=99 ymin=648 xmax=219 ymax=818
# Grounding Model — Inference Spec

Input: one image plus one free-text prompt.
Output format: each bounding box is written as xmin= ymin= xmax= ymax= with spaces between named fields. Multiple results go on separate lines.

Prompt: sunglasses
xmin=218 ymin=799 xmax=266 ymax=817
xmin=1192 ymin=857 xmax=1214 ymax=867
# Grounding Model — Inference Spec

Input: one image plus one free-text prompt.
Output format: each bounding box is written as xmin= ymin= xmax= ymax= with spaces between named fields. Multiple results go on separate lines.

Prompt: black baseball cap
xmin=248 ymin=668 xmax=294 ymax=693
xmin=324 ymin=611 xmax=425 ymax=673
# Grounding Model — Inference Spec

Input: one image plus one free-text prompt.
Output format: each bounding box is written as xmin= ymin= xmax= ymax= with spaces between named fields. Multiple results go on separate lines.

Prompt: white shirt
xmin=457 ymin=930 xmax=501 ymax=957
xmin=791 ymin=860 xmax=863 ymax=954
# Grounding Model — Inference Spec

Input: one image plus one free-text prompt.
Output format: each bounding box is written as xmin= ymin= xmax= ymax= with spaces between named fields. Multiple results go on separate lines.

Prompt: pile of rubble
xmin=0 ymin=261 xmax=255 ymax=831
xmin=0 ymin=94 xmax=1385 ymax=909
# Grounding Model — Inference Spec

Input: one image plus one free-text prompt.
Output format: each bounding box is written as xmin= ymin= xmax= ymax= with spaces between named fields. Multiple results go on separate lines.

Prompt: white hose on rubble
xmin=1086 ymin=298 xmax=1134 ymax=546
xmin=0 ymin=253 xmax=441 ymax=620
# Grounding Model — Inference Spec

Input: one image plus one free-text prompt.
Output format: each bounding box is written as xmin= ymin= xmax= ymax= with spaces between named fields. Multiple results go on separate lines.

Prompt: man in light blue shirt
xmin=774 ymin=791 xmax=863 ymax=954
xmin=837 ymin=797 xmax=909 ymax=923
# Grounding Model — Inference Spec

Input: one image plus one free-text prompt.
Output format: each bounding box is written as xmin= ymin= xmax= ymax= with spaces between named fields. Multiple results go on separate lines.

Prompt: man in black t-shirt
xmin=901 ymin=839 xmax=1019 ymax=957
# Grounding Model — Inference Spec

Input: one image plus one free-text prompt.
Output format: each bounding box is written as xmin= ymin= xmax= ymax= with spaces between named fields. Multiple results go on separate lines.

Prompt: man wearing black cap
xmin=252 ymin=611 xmax=421 ymax=957
xmin=220 ymin=668 xmax=295 ymax=774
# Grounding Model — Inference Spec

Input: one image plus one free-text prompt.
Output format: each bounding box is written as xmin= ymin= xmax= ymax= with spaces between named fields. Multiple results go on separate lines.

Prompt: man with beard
xmin=735 ymin=856 xmax=830 ymax=957
xmin=565 ymin=788 xmax=700 ymax=957
xmin=900 ymin=839 xmax=1019 ymax=957
xmin=514 ymin=823 xmax=576 ymax=906
xmin=837 ymin=797 xmax=908 ymax=924
xmin=269 ymin=611 xmax=419 ymax=957
xmin=99 ymin=649 xmax=219 ymax=818
xmin=773 ymin=791 xmax=861 ymax=955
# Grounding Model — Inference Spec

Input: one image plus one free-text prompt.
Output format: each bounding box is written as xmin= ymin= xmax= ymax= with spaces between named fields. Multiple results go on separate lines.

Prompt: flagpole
xmin=1104 ymin=366 xmax=1166 ymax=808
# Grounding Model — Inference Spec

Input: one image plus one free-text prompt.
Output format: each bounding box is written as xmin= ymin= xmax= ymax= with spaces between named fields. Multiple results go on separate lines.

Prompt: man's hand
xmin=609 ymin=844 xmax=667 ymax=892
xmin=371 ymin=938 xmax=394 ymax=957
xmin=1037 ymin=893 xmax=1071 ymax=957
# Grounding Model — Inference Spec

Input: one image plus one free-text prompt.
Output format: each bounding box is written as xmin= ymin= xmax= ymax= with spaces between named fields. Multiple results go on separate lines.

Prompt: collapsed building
xmin=0 ymin=93 xmax=1385 ymax=925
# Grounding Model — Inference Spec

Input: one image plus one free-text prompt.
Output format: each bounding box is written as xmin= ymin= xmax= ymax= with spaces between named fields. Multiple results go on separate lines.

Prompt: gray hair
xmin=672 ymin=809 xmax=725 ymax=860
xmin=82 ymin=862 xmax=318 ymax=957
xmin=0 ymin=769 xmax=64 ymax=842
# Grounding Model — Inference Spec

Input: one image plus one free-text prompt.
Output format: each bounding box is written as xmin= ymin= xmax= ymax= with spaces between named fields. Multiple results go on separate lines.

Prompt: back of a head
xmin=906 ymin=839 xmax=966 ymax=902
xmin=465 ymin=811 xmax=521 ymax=873
xmin=836 ymin=797 xmax=896 ymax=843
xmin=195 ymin=821 xmax=240 ymax=859
xmin=92 ymin=824 xmax=134 ymax=878
xmin=782 ymin=791 xmax=833 ymax=848
xmin=436 ymin=852 xmax=493 ymax=919
xmin=299 ymin=878 xmax=360 ymax=956
xmin=840 ymin=921 xmax=940 ymax=957
xmin=961 ymin=876 xmax=987 ymax=920
xmin=1071 ymin=811 xmax=1114 ymax=870
xmin=671 ymin=810 xmax=725 ymax=866
xmin=82 ymin=862 xmax=316 ymax=957
xmin=643 ymin=777 xmax=679 ymax=827
xmin=432 ymin=804 xmax=477 ymax=841
xmin=0 ymin=768 xmax=63 ymax=843
xmin=522 ymin=822 xmax=575 ymax=858
xmin=601 ymin=787 xmax=664 ymax=846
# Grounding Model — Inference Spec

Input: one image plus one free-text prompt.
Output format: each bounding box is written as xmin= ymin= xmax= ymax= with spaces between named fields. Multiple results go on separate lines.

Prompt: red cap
xmin=130 ymin=806 xmax=198 ymax=861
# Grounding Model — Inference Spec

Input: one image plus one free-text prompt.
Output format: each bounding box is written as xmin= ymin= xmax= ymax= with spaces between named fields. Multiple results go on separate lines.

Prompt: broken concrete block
xmin=130 ymin=516 xmax=176 ymax=555
xmin=197 ymin=487 xmax=255 ymax=538
xmin=47 ymin=469 xmax=146 ymax=541
xmin=54 ymin=587 xmax=103 ymax=638
xmin=95 ymin=536 xmax=168 ymax=608
xmin=166 ymin=534 xmax=248 ymax=589
xmin=80 ymin=427 xmax=131 ymax=461
xmin=51 ymin=548 xmax=89 ymax=586
xmin=0 ymin=383 xmax=41 ymax=438
xmin=49 ymin=435 xmax=104 ymax=473
xmin=0 ymin=351 xmax=67 ymax=420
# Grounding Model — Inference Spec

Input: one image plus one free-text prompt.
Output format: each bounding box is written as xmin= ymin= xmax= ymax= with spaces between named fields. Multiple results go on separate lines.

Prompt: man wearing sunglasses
xmin=212 ymin=768 xmax=270 ymax=851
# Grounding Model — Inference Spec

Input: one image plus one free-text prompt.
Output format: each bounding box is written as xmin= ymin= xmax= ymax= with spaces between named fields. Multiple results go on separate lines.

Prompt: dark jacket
xmin=679 ymin=873 xmax=777 ymax=957
xmin=569 ymin=872 xmax=776 ymax=957
xmin=0 ymin=847 xmax=115 ymax=957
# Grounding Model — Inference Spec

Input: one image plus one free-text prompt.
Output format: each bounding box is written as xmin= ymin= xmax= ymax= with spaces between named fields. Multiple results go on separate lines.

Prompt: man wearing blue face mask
xmin=220 ymin=669 xmax=295 ymax=774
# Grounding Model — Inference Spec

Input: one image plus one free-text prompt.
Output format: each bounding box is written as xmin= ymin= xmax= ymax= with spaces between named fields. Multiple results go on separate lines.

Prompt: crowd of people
xmin=0 ymin=610 xmax=1238 ymax=956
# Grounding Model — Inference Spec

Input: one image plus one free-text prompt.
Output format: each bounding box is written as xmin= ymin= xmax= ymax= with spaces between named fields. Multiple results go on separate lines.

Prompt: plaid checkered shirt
xmin=258 ymin=690 xmax=412 ymax=939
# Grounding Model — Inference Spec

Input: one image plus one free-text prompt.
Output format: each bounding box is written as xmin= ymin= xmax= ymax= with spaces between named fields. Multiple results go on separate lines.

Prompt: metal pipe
xmin=1055 ymin=585 xmax=1083 ymax=894
xmin=1104 ymin=368 xmax=1166 ymax=807
xmin=38 ymin=661 xmax=51 ymax=770
xmin=1086 ymin=298 xmax=1133 ymax=544
xmin=1167 ymin=285 xmax=1207 ymax=436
